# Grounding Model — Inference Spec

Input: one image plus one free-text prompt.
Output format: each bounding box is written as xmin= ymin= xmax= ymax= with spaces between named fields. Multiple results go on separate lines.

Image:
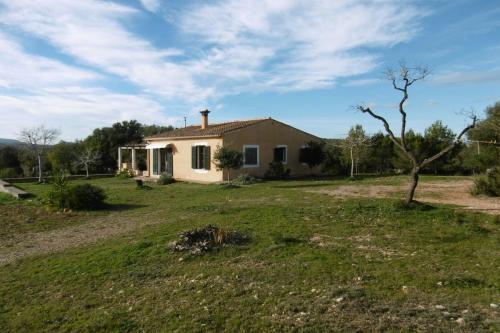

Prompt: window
xmin=243 ymin=145 xmax=259 ymax=167
xmin=274 ymin=145 xmax=287 ymax=164
xmin=191 ymin=145 xmax=211 ymax=170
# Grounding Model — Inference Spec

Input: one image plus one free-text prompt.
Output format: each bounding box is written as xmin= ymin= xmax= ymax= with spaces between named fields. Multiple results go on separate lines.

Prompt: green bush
xmin=67 ymin=184 xmax=107 ymax=210
xmin=231 ymin=173 xmax=256 ymax=185
xmin=46 ymin=176 xmax=106 ymax=211
xmin=157 ymin=173 xmax=175 ymax=185
xmin=0 ymin=168 xmax=18 ymax=178
xmin=472 ymin=167 xmax=500 ymax=197
xmin=265 ymin=162 xmax=290 ymax=179
xmin=46 ymin=173 xmax=70 ymax=210
xmin=116 ymin=169 xmax=134 ymax=178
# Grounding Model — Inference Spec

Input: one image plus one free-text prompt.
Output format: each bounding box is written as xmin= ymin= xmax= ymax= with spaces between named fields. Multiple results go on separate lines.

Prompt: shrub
xmin=157 ymin=173 xmax=175 ymax=185
xmin=230 ymin=173 xmax=256 ymax=185
xmin=170 ymin=225 xmax=249 ymax=255
xmin=67 ymin=184 xmax=107 ymax=210
xmin=265 ymin=162 xmax=290 ymax=179
xmin=116 ymin=169 xmax=134 ymax=178
xmin=46 ymin=173 xmax=70 ymax=210
xmin=472 ymin=167 xmax=500 ymax=197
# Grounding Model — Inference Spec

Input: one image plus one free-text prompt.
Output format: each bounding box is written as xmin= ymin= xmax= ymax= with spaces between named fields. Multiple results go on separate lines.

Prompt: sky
xmin=0 ymin=0 xmax=499 ymax=141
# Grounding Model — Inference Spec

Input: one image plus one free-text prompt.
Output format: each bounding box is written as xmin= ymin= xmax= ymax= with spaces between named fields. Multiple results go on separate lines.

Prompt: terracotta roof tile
xmin=146 ymin=118 xmax=269 ymax=140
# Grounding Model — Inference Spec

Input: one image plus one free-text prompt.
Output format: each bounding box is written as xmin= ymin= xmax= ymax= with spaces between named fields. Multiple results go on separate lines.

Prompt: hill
xmin=0 ymin=138 xmax=21 ymax=146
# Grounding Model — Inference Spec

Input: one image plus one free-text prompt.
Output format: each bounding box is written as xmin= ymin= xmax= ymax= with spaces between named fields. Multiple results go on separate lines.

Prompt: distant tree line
xmin=0 ymin=120 xmax=173 ymax=179
xmin=0 ymin=103 xmax=498 ymax=180
xmin=322 ymin=102 xmax=499 ymax=176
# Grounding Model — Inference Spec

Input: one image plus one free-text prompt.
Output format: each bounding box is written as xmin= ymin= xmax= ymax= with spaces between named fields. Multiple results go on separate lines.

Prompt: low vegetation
xmin=46 ymin=174 xmax=107 ymax=211
xmin=0 ymin=176 xmax=498 ymax=332
xmin=156 ymin=173 xmax=175 ymax=185
xmin=472 ymin=167 xmax=500 ymax=197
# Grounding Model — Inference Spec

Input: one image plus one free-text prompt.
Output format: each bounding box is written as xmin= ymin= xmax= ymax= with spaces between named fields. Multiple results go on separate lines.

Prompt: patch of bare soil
xmin=0 ymin=215 xmax=164 ymax=267
xmin=311 ymin=180 xmax=500 ymax=215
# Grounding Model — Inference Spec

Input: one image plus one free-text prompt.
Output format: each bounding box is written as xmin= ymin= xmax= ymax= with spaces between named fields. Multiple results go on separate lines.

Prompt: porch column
xmin=117 ymin=147 xmax=122 ymax=171
xmin=146 ymin=149 xmax=151 ymax=176
xmin=131 ymin=148 xmax=137 ymax=172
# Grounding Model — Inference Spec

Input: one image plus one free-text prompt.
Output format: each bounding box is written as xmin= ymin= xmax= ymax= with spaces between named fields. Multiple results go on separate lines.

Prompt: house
xmin=118 ymin=110 xmax=322 ymax=183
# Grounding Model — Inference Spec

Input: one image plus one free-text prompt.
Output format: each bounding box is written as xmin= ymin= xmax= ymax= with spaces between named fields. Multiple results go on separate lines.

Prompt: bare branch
xmin=420 ymin=115 xmax=477 ymax=167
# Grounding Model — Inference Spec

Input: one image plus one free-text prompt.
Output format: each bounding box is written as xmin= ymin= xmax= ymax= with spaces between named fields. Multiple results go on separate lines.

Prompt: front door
xmin=165 ymin=148 xmax=173 ymax=177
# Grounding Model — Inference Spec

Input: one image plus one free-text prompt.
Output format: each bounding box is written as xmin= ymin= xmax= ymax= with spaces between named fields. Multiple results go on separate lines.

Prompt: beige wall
xmin=147 ymin=137 xmax=224 ymax=183
xmin=223 ymin=119 xmax=321 ymax=179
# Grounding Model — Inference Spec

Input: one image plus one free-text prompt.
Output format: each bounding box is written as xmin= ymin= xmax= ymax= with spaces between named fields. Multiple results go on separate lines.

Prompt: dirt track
xmin=311 ymin=180 xmax=500 ymax=215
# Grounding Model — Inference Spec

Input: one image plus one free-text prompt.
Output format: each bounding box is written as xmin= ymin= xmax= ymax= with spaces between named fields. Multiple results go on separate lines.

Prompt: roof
xmin=145 ymin=118 xmax=269 ymax=140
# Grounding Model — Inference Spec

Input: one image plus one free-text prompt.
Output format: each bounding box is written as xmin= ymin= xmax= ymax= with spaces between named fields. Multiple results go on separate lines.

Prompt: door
xmin=165 ymin=147 xmax=173 ymax=177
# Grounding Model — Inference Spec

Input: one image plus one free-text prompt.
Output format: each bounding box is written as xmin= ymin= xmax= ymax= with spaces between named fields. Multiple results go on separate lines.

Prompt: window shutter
xmin=153 ymin=149 xmax=158 ymax=175
xmin=273 ymin=148 xmax=279 ymax=162
xmin=192 ymin=146 xmax=197 ymax=169
xmin=204 ymin=146 xmax=211 ymax=170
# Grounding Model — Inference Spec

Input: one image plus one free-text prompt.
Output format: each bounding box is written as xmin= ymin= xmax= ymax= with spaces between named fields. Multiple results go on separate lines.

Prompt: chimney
xmin=200 ymin=109 xmax=210 ymax=129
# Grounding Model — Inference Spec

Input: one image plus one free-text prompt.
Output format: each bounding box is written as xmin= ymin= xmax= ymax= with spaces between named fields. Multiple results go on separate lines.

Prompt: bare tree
xmin=19 ymin=125 xmax=60 ymax=182
xmin=77 ymin=147 xmax=100 ymax=178
xmin=357 ymin=63 xmax=476 ymax=204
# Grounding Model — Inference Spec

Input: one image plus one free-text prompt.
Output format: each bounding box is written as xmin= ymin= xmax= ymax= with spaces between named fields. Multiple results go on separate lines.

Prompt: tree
xmin=77 ymin=146 xmax=101 ymax=178
xmin=213 ymin=146 xmax=243 ymax=182
xmin=357 ymin=63 xmax=476 ymax=204
xmin=462 ymin=102 xmax=500 ymax=172
xmin=299 ymin=140 xmax=325 ymax=174
xmin=0 ymin=146 xmax=22 ymax=176
xmin=367 ymin=133 xmax=394 ymax=174
xmin=47 ymin=141 xmax=78 ymax=173
xmin=342 ymin=125 xmax=369 ymax=178
xmin=19 ymin=125 xmax=60 ymax=182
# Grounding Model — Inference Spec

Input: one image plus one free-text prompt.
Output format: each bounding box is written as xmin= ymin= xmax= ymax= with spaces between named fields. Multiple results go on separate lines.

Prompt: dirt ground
xmin=311 ymin=180 xmax=500 ymax=215
xmin=0 ymin=216 xmax=166 ymax=267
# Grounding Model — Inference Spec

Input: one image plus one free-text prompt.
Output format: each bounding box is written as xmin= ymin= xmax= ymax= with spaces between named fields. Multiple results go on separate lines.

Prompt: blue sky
xmin=0 ymin=0 xmax=499 ymax=141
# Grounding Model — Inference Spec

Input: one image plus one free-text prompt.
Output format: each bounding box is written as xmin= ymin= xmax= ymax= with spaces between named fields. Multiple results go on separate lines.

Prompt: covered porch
xmin=117 ymin=143 xmax=148 ymax=176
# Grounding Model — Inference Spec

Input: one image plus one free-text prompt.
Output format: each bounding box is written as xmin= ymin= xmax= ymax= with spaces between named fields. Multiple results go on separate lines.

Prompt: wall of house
xmin=223 ymin=119 xmax=321 ymax=179
xmin=147 ymin=138 xmax=224 ymax=183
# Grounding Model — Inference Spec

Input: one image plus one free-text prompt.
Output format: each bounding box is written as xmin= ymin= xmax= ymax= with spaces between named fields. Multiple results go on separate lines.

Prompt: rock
xmin=335 ymin=297 xmax=344 ymax=303
xmin=435 ymin=305 xmax=446 ymax=310
xmin=490 ymin=303 xmax=498 ymax=309
xmin=437 ymin=281 xmax=443 ymax=286
xmin=456 ymin=318 xmax=465 ymax=325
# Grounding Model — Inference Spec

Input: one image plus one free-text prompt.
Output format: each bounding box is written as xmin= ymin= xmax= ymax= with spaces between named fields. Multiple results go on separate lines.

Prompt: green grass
xmin=0 ymin=176 xmax=499 ymax=332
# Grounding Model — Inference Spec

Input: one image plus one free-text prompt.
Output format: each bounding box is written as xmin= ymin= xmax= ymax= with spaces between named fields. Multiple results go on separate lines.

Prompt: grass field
xmin=0 ymin=176 xmax=499 ymax=332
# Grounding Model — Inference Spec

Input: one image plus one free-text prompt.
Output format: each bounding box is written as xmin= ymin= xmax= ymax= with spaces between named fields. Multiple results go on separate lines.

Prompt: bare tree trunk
xmin=37 ymin=154 xmax=43 ymax=183
xmin=85 ymin=164 xmax=90 ymax=178
xmin=406 ymin=166 xmax=419 ymax=204
xmin=350 ymin=147 xmax=354 ymax=178
xmin=227 ymin=168 xmax=230 ymax=182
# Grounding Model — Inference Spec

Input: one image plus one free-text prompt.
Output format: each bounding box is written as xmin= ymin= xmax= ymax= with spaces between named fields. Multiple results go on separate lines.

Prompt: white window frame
xmin=243 ymin=144 xmax=260 ymax=168
xmin=192 ymin=143 xmax=209 ymax=173
xmin=275 ymin=145 xmax=287 ymax=164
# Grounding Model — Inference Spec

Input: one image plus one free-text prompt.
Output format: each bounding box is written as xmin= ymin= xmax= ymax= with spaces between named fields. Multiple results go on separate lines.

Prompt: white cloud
xmin=0 ymin=0 xmax=426 ymax=139
xmin=432 ymin=69 xmax=500 ymax=85
xmin=0 ymin=32 xmax=99 ymax=90
xmin=179 ymin=0 xmax=424 ymax=92
xmin=343 ymin=78 xmax=382 ymax=87
xmin=0 ymin=0 xmax=210 ymax=102
xmin=139 ymin=0 xmax=161 ymax=12
xmin=0 ymin=88 xmax=179 ymax=141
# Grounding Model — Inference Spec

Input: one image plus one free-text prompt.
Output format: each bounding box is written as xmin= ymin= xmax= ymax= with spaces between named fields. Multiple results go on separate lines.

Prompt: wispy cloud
xmin=343 ymin=78 xmax=382 ymax=87
xmin=0 ymin=0 xmax=426 ymax=139
xmin=138 ymin=0 xmax=161 ymax=12
xmin=432 ymin=69 xmax=500 ymax=85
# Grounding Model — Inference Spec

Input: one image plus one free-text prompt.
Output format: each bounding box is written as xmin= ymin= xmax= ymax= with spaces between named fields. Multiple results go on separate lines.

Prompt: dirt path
xmin=310 ymin=180 xmax=500 ymax=215
xmin=0 ymin=215 xmax=165 ymax=267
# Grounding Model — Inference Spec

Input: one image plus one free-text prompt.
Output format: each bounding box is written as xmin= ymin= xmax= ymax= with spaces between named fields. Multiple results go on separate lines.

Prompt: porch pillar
xmin=117 ymin=147 xmax=122 ymax=171
xmin=131 ymin=148 xmax=137 ymax=172
xmin=146 ymin=149 xmax=150 ymax=176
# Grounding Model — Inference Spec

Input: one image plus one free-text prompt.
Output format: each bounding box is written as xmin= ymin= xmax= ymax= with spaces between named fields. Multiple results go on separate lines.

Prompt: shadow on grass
xmin=392 ymin=200 xmax=435 ymax=211
xmin=271 ymin=174 xmax=400 ymax=189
